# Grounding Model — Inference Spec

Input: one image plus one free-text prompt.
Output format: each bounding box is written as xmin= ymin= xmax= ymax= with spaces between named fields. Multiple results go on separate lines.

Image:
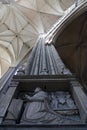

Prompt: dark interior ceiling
xmin=55 ymin=11 xmax=87 ymax=90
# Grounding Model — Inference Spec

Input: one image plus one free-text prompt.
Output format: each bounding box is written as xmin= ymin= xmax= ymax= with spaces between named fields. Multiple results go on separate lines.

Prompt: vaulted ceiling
xmin=0 ymin=0 xmax=75 ymax=78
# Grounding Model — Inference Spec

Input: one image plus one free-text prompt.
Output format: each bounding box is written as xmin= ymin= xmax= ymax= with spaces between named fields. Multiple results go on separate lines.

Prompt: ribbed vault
xmin=16 ymin=0 xmax=75 ymax=11
xmin=0 ymin=3 xmax=39 ymax=78
xmin=0 ymin=46 xmax=11 ymax=78
xmin=0 ymin=0 xmax=75 ymax=78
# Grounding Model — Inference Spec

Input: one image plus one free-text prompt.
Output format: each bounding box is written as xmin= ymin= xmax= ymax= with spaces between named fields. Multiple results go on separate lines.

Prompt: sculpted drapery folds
xmin=21 ymin=87 xmax=80 ymax=124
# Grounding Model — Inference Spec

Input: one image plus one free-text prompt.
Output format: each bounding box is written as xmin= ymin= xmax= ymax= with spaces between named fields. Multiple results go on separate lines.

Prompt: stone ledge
xmin=0 ymin=125 xmax=87 ymax=130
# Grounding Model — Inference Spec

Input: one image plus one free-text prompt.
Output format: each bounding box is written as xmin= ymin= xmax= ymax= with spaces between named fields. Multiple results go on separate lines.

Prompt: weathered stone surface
xmin=50 ymin=91 xmax=76 ymax=110
xmin=26 ymin=37 xmax=71 ymax=75
xmin=0 ymin=118 xmax=3 ymax=124
xmin=5 ymin=99 xmax=23 ymax=121
xmin=71 ymin=85 xmax=87 ymax=123
xmin=0 ymin=87 xmax=16 ymax=123
xmin=3 ymin=120 xmax=16 ymax=125
xmin=66 ymin=98 xmax=75 ymax=109
xmin=21 ymin=87 xmax=80 ymax=125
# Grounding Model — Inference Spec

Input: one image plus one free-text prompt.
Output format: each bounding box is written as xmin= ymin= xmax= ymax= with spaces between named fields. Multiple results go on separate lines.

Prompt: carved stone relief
xmin=19 ymin=87 xmax=81 ymax=125
xmin=2 ymin=84 xmax=85 ymax=125
xmin=50 ymin=91 xmax=77 ymax=111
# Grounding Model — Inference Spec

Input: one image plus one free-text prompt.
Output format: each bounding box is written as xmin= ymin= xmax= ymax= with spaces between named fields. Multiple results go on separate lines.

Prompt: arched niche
xmin=55 ymin=10 xmax=87 ymax=90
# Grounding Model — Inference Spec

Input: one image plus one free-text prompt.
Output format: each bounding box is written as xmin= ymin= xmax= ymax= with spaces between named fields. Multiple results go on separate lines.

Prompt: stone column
xmin=70 ymin=81 xmax=87 ymax=123
xmin=26 ymin=37 xmax=71 ymax=75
